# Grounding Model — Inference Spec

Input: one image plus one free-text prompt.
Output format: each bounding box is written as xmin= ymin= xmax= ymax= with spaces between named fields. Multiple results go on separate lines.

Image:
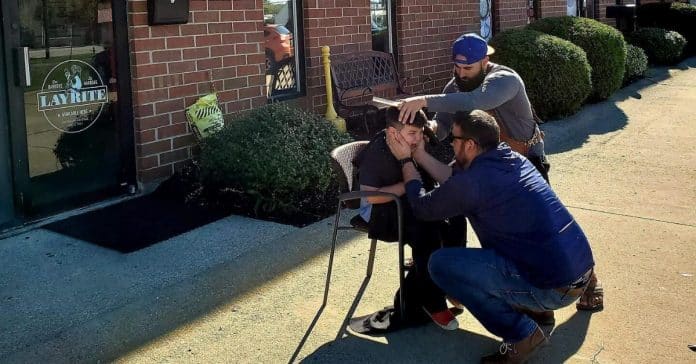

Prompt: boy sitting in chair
xmin=351 ymin=106 xmax=466 ymax=333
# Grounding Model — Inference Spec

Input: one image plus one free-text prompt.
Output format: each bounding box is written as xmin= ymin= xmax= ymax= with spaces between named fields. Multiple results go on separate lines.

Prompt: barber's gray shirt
xmin=430 ymin=63 xmax=542 ymax=156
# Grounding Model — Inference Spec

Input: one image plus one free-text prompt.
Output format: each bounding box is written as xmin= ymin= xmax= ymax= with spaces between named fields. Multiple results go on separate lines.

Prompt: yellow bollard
xmin=321 ymin=46 xmax=346 ymax=133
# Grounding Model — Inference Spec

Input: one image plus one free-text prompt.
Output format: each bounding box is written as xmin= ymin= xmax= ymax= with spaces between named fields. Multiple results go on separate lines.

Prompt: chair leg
xmin=365 ymin=238 xmax=378 ymax=277
xmin=397 ymin=241 xmax=407 ymax=320
xmin=322 ymin=204 xmax=343 ymax=307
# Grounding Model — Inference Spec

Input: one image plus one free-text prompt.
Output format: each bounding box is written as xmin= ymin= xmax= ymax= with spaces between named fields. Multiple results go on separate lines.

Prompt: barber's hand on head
xmin=386 ymin=128 xmax=412 ymax=160
xmin=397 ymin=96 xmax=427 ymax=124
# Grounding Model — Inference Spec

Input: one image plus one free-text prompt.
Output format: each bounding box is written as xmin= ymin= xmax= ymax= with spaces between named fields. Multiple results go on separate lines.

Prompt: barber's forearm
xmin=365 ymin=182 xmax=405 ymax=204
xmin=413 ymin=149 xmax=452 ymax=184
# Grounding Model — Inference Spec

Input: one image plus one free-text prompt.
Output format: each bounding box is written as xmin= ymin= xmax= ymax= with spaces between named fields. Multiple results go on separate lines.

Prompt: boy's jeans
xmin=429 ymin=247 xmax=582 ymax=342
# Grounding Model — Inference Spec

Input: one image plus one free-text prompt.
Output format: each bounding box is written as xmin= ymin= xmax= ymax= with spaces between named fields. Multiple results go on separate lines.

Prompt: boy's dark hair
xmin=452 ymin=110 xmax=500 ymax=151
xmin=384 ymin=106 xmax=427 ymax=129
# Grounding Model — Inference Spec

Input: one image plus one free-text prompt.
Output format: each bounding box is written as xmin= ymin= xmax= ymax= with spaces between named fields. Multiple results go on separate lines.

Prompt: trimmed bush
xmin=637 ymin=2 xmax=696 ymax=56
xmin=528 ymin=16 xmax=626 ymax=101
xmin=199 ymin=103 xmax=352 ymax=215
xmin=623 ymin=43 xmax=648 ymax=85
xmin=490 ymin=29 xmax=592 ymax=120
xmin=628 ymin=27 xmax=687 ymax=65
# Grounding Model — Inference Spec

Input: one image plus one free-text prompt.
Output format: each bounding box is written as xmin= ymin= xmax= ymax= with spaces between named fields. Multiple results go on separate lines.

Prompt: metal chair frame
xmin=322 ymin=141 xmax=408 ymax=320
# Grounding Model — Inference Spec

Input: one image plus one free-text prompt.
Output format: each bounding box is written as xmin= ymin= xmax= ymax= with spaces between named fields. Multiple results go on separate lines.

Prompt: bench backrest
xmin=330 ymin=50 xmax=402 ymax=101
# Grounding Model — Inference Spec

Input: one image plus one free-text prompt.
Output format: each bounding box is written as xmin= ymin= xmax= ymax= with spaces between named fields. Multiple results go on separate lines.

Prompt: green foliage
xmin=628 ymin=28 xmax=687 ymax=65
xmin=199 ymin=103 xmax=352 ymax=215
xmin=637 ymin=2 xmax=696 ymax=56
xmin=623 ymin=43 xmax=648 ymax=85
xmin=490 ymin=29 xmax=592 ymax=120
xmin=528 ymin=16 xmax=627 ymax=101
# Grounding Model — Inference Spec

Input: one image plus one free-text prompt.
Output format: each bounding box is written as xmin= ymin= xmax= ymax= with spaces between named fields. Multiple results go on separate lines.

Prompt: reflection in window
xmin=264 ymin=0 xmax=303 ymax=100
xmin=480 ymin=0 xmax=492 ymax=40
xmin=371 ymin=0 xmax=391 ymax=53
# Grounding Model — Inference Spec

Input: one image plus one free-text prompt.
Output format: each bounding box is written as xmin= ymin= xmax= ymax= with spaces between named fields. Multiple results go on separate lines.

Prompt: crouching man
xmin=386 ymin=110 xmax=595 ymax=363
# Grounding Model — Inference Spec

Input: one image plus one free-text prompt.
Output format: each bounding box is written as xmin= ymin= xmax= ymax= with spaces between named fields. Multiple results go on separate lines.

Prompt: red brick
xmin=211 ymin=45 xmax=237 ymax=57
xmin=134 ymin=104 xmax=154 ymax=118
xmin=169 ymin=84 xmax=199 ymax=98
xmin=135 ymin=88 xmax=169 ymax=104
xmin=155 ymin=99 xmax=185 ymax=114
xmin=168 ymin=61 xmax=197 ymax=73
xmin=159 ymin=147 xmax=190 ymax=164
xmin=157 ymin=123 xmax=189 ymax=139
xmin=138 ymin=139 xmax=172 ymax=156
xmin=132 ymin=38 xmax=166 ymax=51
xmin=139 ymin=165 xmax=173 ymax=183
xmin=137 ymin=114 xmax=170 ymax=130
xmin=183 ymin=47 xmax=211 ymax=60
xmin=133 ymin=77 xmax=153 ymax=91
xmin=184 ymin=71 xmax=210 ymax=84
xmin=150 ymin=25 xmax=182 ymax=38
xmin=222 ymin=33 xmax=246 ymax=45
xmin=195 ymin=34 xmax=223 ymax=47
xmin=166 ymin=37 xmax=195 ymax=49
xmin=220 ymin=10 xmax=245 ymax=22
xmin=152 ymin=50 xmax=182 ymax=63
xmin=136 ymin=129 xmax=157 ymax=144
xmin=193 ymin=11 xmax=220 ymax=23
xmin=208 ymin=22 xmax=234 ymax=34
xmin=137 ymin=155 xmax=158 ymax=170
xmin=173 ymin=134 xmax=197 ymax=149
xmin=180 ymin=23 xmax=207 ymax=36
xmin=197 ymin=57 xmax=223 ymax=70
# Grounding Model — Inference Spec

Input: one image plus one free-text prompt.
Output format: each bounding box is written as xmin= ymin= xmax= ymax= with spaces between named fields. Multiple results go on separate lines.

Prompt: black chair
xmin=322 ymin=141 xmax=408 ymax=320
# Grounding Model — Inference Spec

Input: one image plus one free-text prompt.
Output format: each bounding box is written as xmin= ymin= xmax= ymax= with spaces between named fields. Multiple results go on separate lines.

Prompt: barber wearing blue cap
xmin=399 ymin=33 xmax=550 ymax=181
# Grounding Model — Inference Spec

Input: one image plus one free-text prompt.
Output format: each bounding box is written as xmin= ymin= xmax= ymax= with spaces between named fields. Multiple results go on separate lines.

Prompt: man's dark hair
xmin=384 ymin=106 xmax=427 ymax=129
xmin=452 ymin=110 xmax=500 ymax=151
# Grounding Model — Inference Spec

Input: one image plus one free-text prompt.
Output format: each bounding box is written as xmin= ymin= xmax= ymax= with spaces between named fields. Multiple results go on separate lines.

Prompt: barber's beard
xmin=454 ymin=68 xmax=486 ymax=92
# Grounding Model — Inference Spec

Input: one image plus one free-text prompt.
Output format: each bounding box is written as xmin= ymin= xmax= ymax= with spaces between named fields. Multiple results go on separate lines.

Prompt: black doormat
xmin=44 ymin=191 xmax=229 ymax=253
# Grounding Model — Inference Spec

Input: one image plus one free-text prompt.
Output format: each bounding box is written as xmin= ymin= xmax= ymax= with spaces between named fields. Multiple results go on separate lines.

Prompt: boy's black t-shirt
xmin=355 ymin=130 xmax=436 ymax=242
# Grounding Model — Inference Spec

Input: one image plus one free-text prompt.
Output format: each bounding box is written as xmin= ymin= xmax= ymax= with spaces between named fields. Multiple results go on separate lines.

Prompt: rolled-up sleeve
xmin=405 ymin=173 xmax=478 ymax=221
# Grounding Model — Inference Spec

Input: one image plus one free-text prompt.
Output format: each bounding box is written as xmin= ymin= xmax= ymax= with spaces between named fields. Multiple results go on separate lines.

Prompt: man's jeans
xmin=429 ymin=248 xmax=580 ymax=342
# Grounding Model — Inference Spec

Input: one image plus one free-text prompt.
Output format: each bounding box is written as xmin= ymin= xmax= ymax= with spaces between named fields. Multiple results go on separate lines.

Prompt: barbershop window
xmin=263 ymin=0 xmax=304 ymax=101
xmin=371 ymin=0 xmax=394 ymax=53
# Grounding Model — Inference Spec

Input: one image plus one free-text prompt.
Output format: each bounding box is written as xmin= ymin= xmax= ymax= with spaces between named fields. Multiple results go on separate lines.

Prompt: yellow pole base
xmin=321 ymin=46 xmax=347 ymax=133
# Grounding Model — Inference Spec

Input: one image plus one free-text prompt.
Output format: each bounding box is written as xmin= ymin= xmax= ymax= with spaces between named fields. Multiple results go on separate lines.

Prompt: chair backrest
xmin=269 ymin=57 xmax=297 ymax=101
xmin=330 ymin=50 xmax=401 ymax=100
xmin=330 ymin=141 xmax=369 ymax=208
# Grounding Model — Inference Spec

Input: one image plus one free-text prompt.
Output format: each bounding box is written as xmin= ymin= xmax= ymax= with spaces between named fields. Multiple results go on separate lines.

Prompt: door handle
xmin=14 ymin=47 xmax=31 ymax=87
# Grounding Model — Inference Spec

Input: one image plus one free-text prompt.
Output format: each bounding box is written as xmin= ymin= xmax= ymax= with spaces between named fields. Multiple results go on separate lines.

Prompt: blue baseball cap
xmin=452 ymin=33 xmax=495 ymax=65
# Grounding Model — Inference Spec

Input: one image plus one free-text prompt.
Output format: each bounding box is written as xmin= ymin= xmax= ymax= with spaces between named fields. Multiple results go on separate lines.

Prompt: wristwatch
xmin=398 ymin=157 xmax=414 ymax=168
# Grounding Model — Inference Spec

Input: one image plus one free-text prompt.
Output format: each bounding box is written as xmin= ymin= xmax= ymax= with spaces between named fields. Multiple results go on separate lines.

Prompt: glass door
xmin=6 ymin=0 xmax=134 ymax=218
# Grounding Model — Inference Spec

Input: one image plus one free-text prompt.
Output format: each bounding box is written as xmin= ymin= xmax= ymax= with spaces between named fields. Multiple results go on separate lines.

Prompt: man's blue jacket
xmin=405 ymin=143 xmax=594 ymax=289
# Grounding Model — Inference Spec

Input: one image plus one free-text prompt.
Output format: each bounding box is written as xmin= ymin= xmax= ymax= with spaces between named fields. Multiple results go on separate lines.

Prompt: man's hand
xmin=398 ymin=96 xmax=427 ymax=124
xmin=386 ymin=128 xmax=412 ymax=160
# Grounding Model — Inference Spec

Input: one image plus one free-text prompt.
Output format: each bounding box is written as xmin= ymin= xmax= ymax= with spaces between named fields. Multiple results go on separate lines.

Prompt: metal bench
xmin=329 ymin=50 xmax=409 ymax=135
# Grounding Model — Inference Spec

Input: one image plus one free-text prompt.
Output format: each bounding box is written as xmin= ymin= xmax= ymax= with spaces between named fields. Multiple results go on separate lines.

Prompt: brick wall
xmin=124 ymin=0 xmax=630 ymax=185
xmin=128 ymin=0 xmax=266 ymax=184
xmin=394 ymin=1 xmax=479 ymax=95
xmin=540 ymin=0 xmax=568 ymax=17
xmin=494 ymin=0 xmax=531 ymax=32
xmin=302 ymin=0 xmax=372 ymax=114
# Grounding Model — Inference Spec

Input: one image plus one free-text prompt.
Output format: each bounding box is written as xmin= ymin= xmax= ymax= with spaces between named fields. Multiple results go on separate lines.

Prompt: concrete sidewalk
xmin=1 ymin=58 xmax=695 ymax=363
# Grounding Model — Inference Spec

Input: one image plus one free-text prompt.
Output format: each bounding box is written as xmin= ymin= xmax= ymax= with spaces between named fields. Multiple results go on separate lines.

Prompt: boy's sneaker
xmin=423 ymin=307 xmax=459 ymax=330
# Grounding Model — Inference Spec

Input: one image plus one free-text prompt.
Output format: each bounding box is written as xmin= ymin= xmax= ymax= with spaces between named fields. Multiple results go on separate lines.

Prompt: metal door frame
xmin=0 ymin=0 xmax=135 ymax=225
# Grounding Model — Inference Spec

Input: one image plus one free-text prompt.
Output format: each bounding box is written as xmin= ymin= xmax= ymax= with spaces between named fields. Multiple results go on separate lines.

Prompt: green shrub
xmin=199 ymin=103 xmax=352 ymax=215
xmin=628 ymin=27 xmax=687 ymax=65
xmin=637 ymin=2 xmax=696 ymax=56
xmin=528 ymin=16 xmax=626 ymax=101
xmin=623 ymin=43 xmax=648 ymax=85
xmin=490 ymin=29 xmax=592 ymax=120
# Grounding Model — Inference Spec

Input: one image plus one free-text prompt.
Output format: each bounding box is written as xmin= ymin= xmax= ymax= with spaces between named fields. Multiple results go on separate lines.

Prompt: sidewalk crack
xmin=566 ymin=205 xmax=695 ymax=228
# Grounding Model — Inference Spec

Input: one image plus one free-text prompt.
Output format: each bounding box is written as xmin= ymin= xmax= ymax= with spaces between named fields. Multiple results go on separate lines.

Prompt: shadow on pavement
xmin=297 ymin=310 xmax=595 ymax=363
xmin=542 ymin=56 xmax=696 ymax=155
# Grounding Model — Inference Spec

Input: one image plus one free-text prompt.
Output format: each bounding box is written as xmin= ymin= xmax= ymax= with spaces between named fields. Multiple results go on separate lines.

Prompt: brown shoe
xmin=480 ymin=326 xmax=548 ymax=364
xmin=514 ymin=307 xmax=555 ymax=326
